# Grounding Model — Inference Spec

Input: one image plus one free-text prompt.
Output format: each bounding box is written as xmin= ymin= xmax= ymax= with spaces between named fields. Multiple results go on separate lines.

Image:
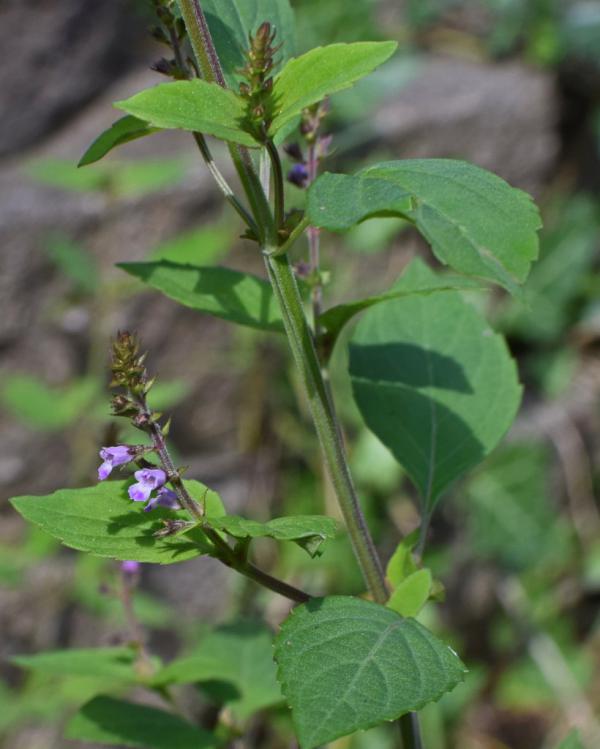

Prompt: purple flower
xmin=121 ymin=560 xmax=141 ymax=575
xmin=98 ymin=445 xmax=134 ymax=480
xmin=128 ymin=468 xmax=167 ymax=503
xmin=287 ymin=163 xmax=309 ymax=188
xmin=145 ymin=487 xmax=181 ymax=512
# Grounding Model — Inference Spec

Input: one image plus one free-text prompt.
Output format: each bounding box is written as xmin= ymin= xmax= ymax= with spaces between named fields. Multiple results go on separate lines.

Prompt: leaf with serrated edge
xmin=115 ymin=80 xmax=258 ymax=147
xmin=10 ymin=480 xmax=224 ymax=564
xmin=349 ymin=259 xmax=521 ymax=513
xmin=65 ymin=696 xmax=217 ymax=749
xmin=275 ymin=596 xmax=466 ymax=749
xmin=79 ymin=116 xmax=160 ymax=167
xmin=308 ymin=160 xmax=542 ymax=294
xmin=207 ymin=514 xmax=338 ymax=557
xmin=270 ymin=42 xmax=397 ymax=136
xmin=119 ymin=261 xmax=284 ymax=333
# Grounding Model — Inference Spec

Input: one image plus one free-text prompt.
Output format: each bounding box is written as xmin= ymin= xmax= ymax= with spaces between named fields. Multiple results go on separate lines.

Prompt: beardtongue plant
xmin=9 ymin=1 xmax=549 ymax=748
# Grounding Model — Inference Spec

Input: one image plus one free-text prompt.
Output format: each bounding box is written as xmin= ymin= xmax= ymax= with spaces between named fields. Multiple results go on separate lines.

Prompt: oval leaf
xmin=10 ymin=480 xmax=224 ymax=564
xmin=270 ymin=42 xmax=397 ymax=136
xmin=308 ymin=160 xmax=542 ymax=293
xmin=349 ymin=260 xmax=522 ymax=513
xmin=274 ymin=596 xmax=466 ymax=749
xmin=65 ymin=696 xmax=217 ymax=749
xmin=115 ymin=80 xmax=258 ymax=147
xmin=119 ymin=261 xmax=284 ymax=333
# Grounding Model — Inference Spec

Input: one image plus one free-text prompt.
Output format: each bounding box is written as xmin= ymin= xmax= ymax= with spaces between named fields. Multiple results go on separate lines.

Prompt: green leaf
xmin=201 ymin=0 xmax=296 ymax=88
xmin=500 ymin=196 xmax=598 ymax=342
xmin=12 ymin=648 xmax=140 ymax=683
xmin=386 ymin=531 xmax=419 ymax=588
xmin=156 ymin=620 xmax=282 ymax=720
xmin=79 ymin=115 xmax=160 ymax=167
xmin=115 ymin=80 xmax=258 ymax=147
xmin=319 ymin=268 xmax=484 ymax=350
xmin=119 ymin=260 xmax=284 ymax=333
xmin=45 ymin=235 xmax=98 ymax=293
xmin=10 ymin=480 xmax=225 ymax=564
xmin=207 ymin=514 xmax=338 ymax=557
xmin=386 ymin=569 xmax=432 ymax=617
xmin=274 ymin=596 xmax=466 ymax=749
xmin=270 ymin=41 xmax=397 ymax=136
xmin=65 ymin=696 xmax=217 ymax=748
xmin=27 ymin=158 xmax=187 ymax=197
xmin=349 ymin=260 xmax=521 ymax=513
xmin=308 ymin=160 xmax=542 ymax=293
xmin=465 ymin=442 xmax=573 ymax=572
xmin=557 ymin=729 xmax=584 ymax=749
xmin=150 ymin=225 xmax=232 ymax=265
xmin=1 ymin=376 xmax=99 ymax=431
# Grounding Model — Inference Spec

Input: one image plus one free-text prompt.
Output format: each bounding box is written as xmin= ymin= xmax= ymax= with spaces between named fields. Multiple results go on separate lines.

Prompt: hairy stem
xmin=179 ymin=0 xmax=274 ymax=242
xmin=264 ymin=252 xmax=388 ymax=604
xmin=306 ymin=143 xmax=323 ymax=335
xmin=266 ymin=139 xmax=285 ymax=231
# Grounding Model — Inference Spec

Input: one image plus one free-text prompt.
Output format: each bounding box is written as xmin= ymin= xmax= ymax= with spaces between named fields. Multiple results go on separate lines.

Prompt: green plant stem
xmin=266 ymin=139 xmax=285 ymax=231
xmin=192 ymin=133 xmax=258 ymax=233
xmin=179 ymin=0 xmax=274 ymax=242
xmin=265 ymin=252 xmax=388 ymax=604
xmin=400 ymin=713 xmax=423 ymax=749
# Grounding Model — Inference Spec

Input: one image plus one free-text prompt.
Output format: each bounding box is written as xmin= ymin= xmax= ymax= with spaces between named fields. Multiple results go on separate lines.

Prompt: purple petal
xmin=100 ymin=445 xmax=133 ymax=467
xmin=121 ymin=560 xmax=141 ymax=575
xmin=133 ymin=468 xmax=167 ymax=489
xmin=98 ymin=461 xmax=113 ymax=481
xmin=128 ymin=482 xmax=152 ymax=502
xmin=145 ymin=487 xmax=180 ymax=512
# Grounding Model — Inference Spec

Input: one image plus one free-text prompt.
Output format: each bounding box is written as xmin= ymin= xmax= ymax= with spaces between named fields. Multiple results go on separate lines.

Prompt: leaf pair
xmin=10 ymin=480 xmax=336 ymax=563
xmin=81 ymin=41 xmax=398 ymax=164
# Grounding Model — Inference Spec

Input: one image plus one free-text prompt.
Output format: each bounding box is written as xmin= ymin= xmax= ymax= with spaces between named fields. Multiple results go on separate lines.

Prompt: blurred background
xmin=1 ymin=1 xmax=600 ymax=747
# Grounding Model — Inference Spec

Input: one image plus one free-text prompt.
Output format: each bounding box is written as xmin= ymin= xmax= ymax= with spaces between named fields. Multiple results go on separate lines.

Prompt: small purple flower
xmin=121 ymin=560 xmax=141 ymax=575
xmin=98 ymin=445 xmax=134 ymax=480
xmin=128 ymin=468 xmax=167 ymax=503
xmin=144 ymin=487 xmax=181 ymax=512
xmin=287 ymin=163 xmax=309 ymax=188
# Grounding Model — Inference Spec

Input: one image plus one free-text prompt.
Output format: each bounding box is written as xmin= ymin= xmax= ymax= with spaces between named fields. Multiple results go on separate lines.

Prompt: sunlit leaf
xmin=274 ymin=596 xmax=466 ymax=748
xmin=10 ymin=480 xmax=224 ymax=564
xmin=349 ymin=260 xmax=521 ymax=513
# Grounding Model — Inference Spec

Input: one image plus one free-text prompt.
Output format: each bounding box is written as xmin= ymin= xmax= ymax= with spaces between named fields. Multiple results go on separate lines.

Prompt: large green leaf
xmin=12 ymin=648 xmax=141 ymax=682
xmin=10 ymin=480 xmax=224 ymax=564
xmin=349 ymin=260 xmax=521 ymax=513
xmin=308 ymin=160 xmax=542 ymax=293
xmin=270 ymin=42 xmax=397 ymax=136
xmin=207 ymin=514 xmax=338 ymax=557
xmin=119 ymin=261 xmax=284 ymax=333
xmin=156 ymin=620 xmax=282 ymax=719
xmin=274 ymin=596 xmax=466 ymax=749
xmin=201 ymin=0 xmax=296 ymax=88
xmin=318 ymin=269 xmax=484 ymax=351
xmin=65 ymin=696 xmax=217 ymax=748
xmin=79 ymin=116 xmax=160 ymax=167
xmin=115 ymin=80 xmax=258 ymax=147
